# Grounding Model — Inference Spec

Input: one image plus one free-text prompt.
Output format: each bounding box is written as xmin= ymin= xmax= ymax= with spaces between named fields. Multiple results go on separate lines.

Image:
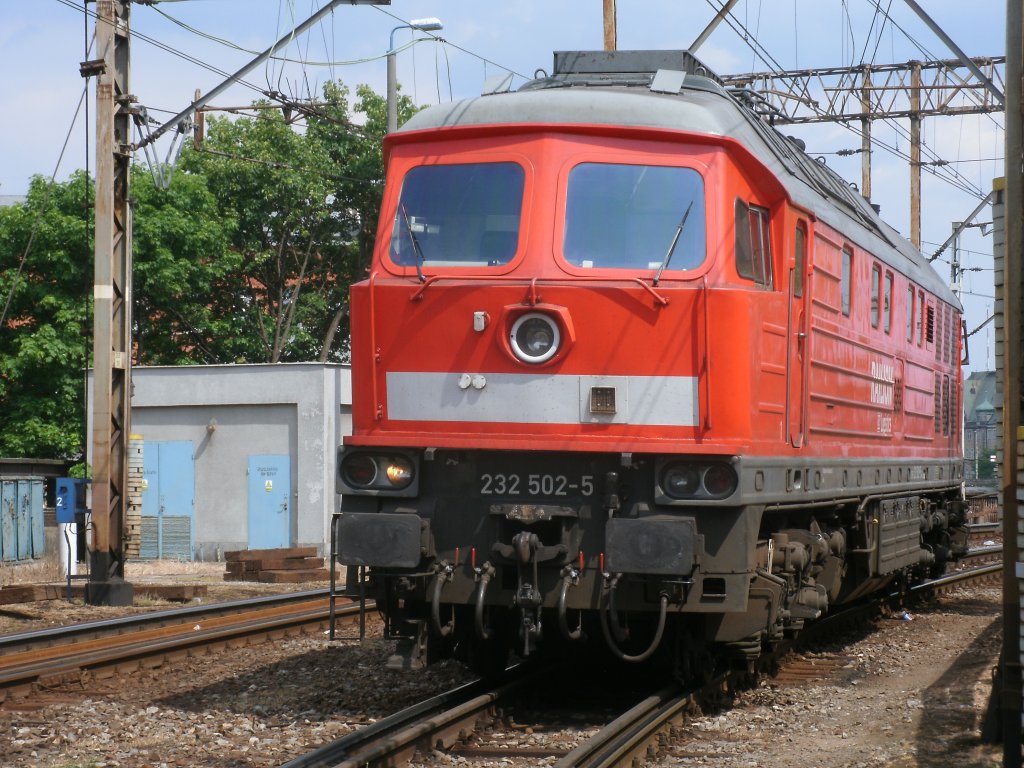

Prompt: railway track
xmin=280 ymin=667 xmax=541 ymax=768
xmin=0 ymin=589 xmax=367 ymax=704
xmin=280 ymin=559 xmax=1002 ymax=768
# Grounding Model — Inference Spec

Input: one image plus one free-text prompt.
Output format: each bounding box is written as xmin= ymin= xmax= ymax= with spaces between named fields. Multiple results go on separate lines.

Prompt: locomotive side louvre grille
xmin=926 ymin=305 xmax=935 ymax=344
xmin=934 ymin=372 xmax=941 ymax=434
xmin=942 ymin=375 xmax=951 ymax=436
xmin=917 ymin=290 xmax=925 ymax=346
xmin=893 ymin=376 xmax=904 ymax=413
xmin=950 ymin=310 xmax=959 ymax=365
xmin=943 ymin=306 xmax=951 ymax=364
xmin=946 ymin=376 xmax=954 ymax=438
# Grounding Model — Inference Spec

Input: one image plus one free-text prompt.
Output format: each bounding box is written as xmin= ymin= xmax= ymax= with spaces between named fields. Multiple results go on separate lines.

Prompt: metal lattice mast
xmin=89 ymin=0 xmax=134 ymax=606
xmin=722 ymin=57 xmax=1004 ymax=248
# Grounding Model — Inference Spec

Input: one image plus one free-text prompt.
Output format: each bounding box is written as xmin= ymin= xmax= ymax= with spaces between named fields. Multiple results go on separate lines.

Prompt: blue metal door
xmin=0 ymin=481 xmax=15 ymax=561
xmin=140 ymin=441 xmax=195 ymax=559
xmin=247 ymin=455 xmax=290 ymax=550
xmin=0 ymin=479 xmax=42 ymax=561
xmin=29 ymin=480 xmax=44 ymax=557
xmin=15 ymin=481 xmax=32 ymax=560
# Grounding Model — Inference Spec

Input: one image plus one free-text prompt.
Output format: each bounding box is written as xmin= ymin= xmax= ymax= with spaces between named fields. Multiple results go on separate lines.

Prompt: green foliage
xmin=132 ymin=167 xmax=239 ymax=364
xmin=1 ymin=79 xmax=413 ymax=458
xmin=176 ymin=79 xmax=412 ymax=363
xmin=0 ymin=172 xmax=93 ymax=458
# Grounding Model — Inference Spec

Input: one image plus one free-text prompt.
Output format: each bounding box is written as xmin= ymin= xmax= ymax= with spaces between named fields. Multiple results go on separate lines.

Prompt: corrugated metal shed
xmin=0 ymin=478 xmax=44 ymax=562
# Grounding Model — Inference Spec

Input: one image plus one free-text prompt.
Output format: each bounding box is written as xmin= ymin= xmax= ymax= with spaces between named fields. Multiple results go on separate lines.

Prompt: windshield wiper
xmin=653 ymin=200 xmax=693 ymax=287
xmin=399 ymin=204 xmax=427 ymax=283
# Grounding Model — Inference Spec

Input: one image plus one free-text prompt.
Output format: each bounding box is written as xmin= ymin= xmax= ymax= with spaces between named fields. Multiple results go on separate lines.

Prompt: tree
xmin=0 ymin=80 xmax=412 ymax=458
xmin=0 ymin=172 xmax=93 ymax=458
xmin=131 ymin=166 xmax=238 ymax=365
xmin=179 ymin=79 xmax=416 ymax=363
xmin=306 ymin=82 xmax=415 ymax=362
xmin=0 ymin=168 xmax=237 ymax=457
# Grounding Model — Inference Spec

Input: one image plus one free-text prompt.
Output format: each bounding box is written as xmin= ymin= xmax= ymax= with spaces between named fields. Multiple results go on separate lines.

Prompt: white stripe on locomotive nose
xmin=386 ymin=372 xmax=699 ymax=426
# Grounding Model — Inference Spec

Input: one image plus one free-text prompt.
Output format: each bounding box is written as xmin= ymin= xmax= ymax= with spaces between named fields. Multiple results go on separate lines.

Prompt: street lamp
xmin=387 ymin=17 xmax=443 ymax=133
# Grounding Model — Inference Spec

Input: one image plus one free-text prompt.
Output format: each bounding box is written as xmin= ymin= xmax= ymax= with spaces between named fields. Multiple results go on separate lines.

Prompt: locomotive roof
xmin=399 ymin=50 xmax=956 ymax=307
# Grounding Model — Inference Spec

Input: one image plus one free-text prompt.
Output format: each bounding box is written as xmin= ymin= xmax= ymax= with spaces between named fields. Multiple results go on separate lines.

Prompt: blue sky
xmin=1 ymin=0 xmax=1006 ymax=370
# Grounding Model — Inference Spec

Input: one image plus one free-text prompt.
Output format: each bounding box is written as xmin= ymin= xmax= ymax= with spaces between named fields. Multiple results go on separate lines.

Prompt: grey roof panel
xmin=399 ymin=66 xmax=956 ymax=306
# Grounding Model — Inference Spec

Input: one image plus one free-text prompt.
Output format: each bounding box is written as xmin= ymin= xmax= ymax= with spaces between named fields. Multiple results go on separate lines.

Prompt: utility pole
xmin=87 ymin=0 xmax=392 ymax=606
xmin=88 ymin=0 xmax=134 ymax=606
xmin=860 ymin=66 xmax=872 ymax=201
xmin=1000 ymin=1 xmax=1024 ymax=761
xmin=603 ymin=0 xmax=616 ymax=52
xmin=193 ymin=89 xmax=204 ymax=149
xmin=909 ymin=61 xmax=922 ymax=248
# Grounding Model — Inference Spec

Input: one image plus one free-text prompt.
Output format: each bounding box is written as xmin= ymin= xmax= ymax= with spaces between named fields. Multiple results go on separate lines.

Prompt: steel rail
xmin=0 ymin=594 xmax=369 ymax=700
xmin=554 ymin=683 xmax=696 ymax=768
xmin=279 ymin=666 xmax=535 ymax=768
xmin=966 ymin=521 xmax=1001 ymax=534
xmin=555 ymin=561 xmax=1003 ymax=768
xmin=0 ymin=588 xmax=331 ymax=653
xmin=913 ymin=561 xmax=1002 ymax=591
xmin=959 ymin=545 xmax=1003 ymax=562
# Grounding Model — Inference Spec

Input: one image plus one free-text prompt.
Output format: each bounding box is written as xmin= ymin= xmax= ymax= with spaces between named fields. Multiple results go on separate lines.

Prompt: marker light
xmin=385 ymin=458 xmax=414 ymax=487
xmin=340 ymin=451 xmax=416 ymax=493
xmin=343 ymin=454 xmax=377 ymax=487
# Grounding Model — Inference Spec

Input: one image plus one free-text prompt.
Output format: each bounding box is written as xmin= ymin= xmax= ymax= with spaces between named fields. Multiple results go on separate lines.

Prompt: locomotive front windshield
xmin=389 ymin=162 xmax=525 ymax=267
xmin=563 ymin=163 xmax=706 ymax=272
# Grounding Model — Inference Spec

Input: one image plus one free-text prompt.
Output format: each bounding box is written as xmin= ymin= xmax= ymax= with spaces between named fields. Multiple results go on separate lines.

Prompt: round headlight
xmin=510 ymin=312 xmax=560 ymax=364
xmin=703 ymin=464 xmax=738 ymax=497
xmin=384 ymin=457 xmax=414 ymax=488
xmin=662 ymin=464 xmax=702 ymax=499
xmin=343 ymin=454 xmax=378 ymax=488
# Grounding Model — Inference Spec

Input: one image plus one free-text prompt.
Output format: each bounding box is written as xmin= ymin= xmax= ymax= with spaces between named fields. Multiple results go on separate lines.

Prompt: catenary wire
xmin=705 ymin=0 xmax=987 ymax=198
xmin=1 ymin=82 xmax=91 ymax=330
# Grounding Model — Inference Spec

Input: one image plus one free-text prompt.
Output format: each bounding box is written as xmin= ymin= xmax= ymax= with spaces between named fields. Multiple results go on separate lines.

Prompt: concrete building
xmin=89 ymin=363 xmax=351 ymax=561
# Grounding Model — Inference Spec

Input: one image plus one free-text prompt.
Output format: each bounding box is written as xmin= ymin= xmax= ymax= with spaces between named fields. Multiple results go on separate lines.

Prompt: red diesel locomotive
xmin=333 ymin=50 xmax=966 ymax=675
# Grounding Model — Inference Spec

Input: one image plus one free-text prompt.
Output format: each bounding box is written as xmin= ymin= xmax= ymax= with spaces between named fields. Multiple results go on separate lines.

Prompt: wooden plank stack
xmin=0 ymin=583 xmax=207 ymax=605
xmin=223 ymin=546 xmax=329 ymax=583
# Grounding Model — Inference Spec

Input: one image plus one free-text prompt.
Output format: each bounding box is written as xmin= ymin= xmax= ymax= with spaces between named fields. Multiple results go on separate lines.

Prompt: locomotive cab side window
xmin=883 ymin=270 xmax=893 ymax=334
xmin=870 ymin=263 xmax=881 ymax=328
xmin=563 ymin=163 xmax=706 ymax=272
xmin=841 ymin=246 xmax=852 ymax=316
xmin=389 ymin=162 xmax=525 ymax=268
xmin=793 ymin=222 xmax=806 ymax=297
xmin=735 ymin=199 xmax=773 ymax=288
xmin=906 ymin=285 xmax=915 ymax=342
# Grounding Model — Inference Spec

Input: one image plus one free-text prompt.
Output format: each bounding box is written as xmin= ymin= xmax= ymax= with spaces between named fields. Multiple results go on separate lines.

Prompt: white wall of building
xmin=88 ymin=363 xmax=351 ymax=560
